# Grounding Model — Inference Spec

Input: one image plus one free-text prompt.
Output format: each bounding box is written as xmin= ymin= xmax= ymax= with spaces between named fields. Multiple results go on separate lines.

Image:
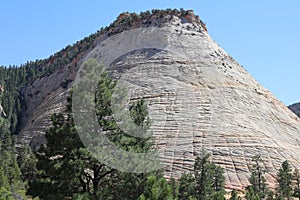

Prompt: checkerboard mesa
xmin=16 ymin=9 xmax=300 ymax=191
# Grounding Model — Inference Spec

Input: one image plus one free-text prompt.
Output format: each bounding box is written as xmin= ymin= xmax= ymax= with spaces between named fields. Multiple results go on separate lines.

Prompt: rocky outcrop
xmin=17 ymin=62 xmax=76 ymax=149
xmin=289 ymin=102 xmax=300 ymax=118
xmin=18 ymin=9 xmax=300 ymax=190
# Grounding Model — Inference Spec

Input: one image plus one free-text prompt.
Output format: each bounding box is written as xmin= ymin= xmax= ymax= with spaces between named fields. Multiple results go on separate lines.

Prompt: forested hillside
xmin=1 ymin=61 xmax=299 ymax=199
xmin=0 ymin=27 xmax=102 ymax=135
xmin=0 ymin=20 xmax=105 ymax=199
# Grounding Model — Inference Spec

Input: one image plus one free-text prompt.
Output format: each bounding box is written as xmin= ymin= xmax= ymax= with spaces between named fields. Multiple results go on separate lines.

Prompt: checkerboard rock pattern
xmin=18 ymin=11 xmax=300 ymax=191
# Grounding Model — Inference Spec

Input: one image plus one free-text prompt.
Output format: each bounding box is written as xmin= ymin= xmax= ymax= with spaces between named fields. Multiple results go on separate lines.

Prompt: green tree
xmin=194 ymin=152 xmax=225 ymax=200
xmin=265 ymin=190 xmax=275 ymax=200
xmin=0 ymin=187 xmax=14 ymax=200
xmin=246 ymin=155 xmax=268 ymax=199
xmin=138 ymin=175 xmax=173 ymax=200
xmin=178 ymin=173 xmax=196 ymax=200
xmin=176 ymin=152 xmax=226 ymax=200
xmin=245 ymin=186 xmax=260 ymax=200
xmin=27 ymin=111 xmax=90 ymax=199
xmin=276 ymin=160 xmax=293 ymax=199
xmin=28 ymin=60 xmax=157 ymax=199
xmin=0 ymin=168 xmax=9 ymax=190
xmin=17 ymin=145 xmax=37 ymax=183
xmin=229 ymin=190 xmax=241 ymax=200
xmin=293 ymin=168 xmax=300 ymax=200
xmin=26 ymin=68 xmax=116 ymax=199
xmin=169 ymin=177 xmax=179 ymax=199
xmin=0 ymin=118 xmax=24 ymax=199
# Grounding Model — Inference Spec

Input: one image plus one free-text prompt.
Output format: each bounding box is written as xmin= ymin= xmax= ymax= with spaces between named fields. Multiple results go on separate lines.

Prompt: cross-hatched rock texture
xmin=18 ymin=10 xmax=300 ymax=191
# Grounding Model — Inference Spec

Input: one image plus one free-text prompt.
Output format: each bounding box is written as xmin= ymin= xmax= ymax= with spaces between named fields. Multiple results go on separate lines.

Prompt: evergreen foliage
xmin=230 ymin=189 xmax=242 ymax=200
xmin=27 ymin=66 xmax=157 ymax=199
xmin=276 ymin=160 xmax=293 ymax=199
xmin=178 ymin=173 xmax=196 ymax=199
xmin=246 ymin=155 xmax=268 ymax=199
xmin=0 ymin=118 xmax=24 ymax=199
xmin=245 ymin=186 xmax=260 ymax=200
xmin=176 ymin=152 xmax=226 ymax=200
xmin=138 ymin=175 xmax=173 ymax=200
xmin=265 ymin=190 xmax=275 ymax=200
xmin=293 ymin=168 xmax=300 ymax=200
xmin=17 ymin=145 xmax=37 ymax=183
xmin=194 ymin=152 xmax=226 ymax=200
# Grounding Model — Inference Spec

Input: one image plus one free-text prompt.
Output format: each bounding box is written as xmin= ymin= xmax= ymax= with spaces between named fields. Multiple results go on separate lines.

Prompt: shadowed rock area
xmin=289 ymin=102 xmax=300 ymax=118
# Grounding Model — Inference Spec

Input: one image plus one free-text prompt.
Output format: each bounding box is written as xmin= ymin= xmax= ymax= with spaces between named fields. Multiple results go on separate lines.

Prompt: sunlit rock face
xmin=18 ymin=10 xmax=300 ymax=190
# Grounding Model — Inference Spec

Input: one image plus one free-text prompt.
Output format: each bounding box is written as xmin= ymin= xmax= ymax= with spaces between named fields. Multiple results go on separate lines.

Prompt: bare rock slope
xmin=18 ymin=10 xmax=300 ymax=190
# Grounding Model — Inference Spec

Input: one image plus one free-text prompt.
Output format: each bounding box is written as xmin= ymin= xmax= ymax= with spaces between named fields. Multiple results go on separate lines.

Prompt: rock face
xmin=18 ymin=66 xmax=74 ymax=150
xmin=18 ymin=10 xmax=300 ymax=190
xmin=289 ymin=103 xmax=300 ymax=118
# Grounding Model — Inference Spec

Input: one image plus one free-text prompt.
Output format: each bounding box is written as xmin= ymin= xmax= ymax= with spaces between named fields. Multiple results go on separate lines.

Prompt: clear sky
xmin=0 ymin=1 xmax=299 ymax=105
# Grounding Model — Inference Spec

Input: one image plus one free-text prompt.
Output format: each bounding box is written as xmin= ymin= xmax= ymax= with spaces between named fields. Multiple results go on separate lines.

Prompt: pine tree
xmin=0 ymin=187 xmax=14 ymax=200
xmin=169 ymin=177 xmax=178 ymax=199
xmin=246 ymin=155 xmax=268 ymax=199
xmin=0 ymin=116 xmax=24 ymax=198
xmin=178 ymin=173 xmax=196 ymax=199
xmin=276 ymin=160 xmax=293 ymax=199
xmin=138 ymin=175 xmax=173 ymax=200
xmin=245 ymin=186 xmax=260 ymax=200
xmin=28 ymin=60 xmax=157 ymax=199
xmin=293 ymin=168 xmax=300 ymax=200
xmin=229 ymin=190 xmax=241 ymax=200
xmin=194 ymin=152 xmax=225 ymax=200
xmin=0 ymin=167 xmax=9 ymax=190
xmin=17 ymin=145 xmax=37 ymax=182
xmin=27 ymin=96 xmax=119 ymax=199
xmin=265 ymin=190 xmax=275 ymax=200
xmin=176 ymin=152 xmax=226 ymax=200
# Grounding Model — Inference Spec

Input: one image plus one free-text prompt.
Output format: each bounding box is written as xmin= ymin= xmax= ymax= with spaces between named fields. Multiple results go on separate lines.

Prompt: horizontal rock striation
xmin=87 ymin=14 xmax=300 ymax=190
xmin=18 ymin=10 xmax=300 ymax=190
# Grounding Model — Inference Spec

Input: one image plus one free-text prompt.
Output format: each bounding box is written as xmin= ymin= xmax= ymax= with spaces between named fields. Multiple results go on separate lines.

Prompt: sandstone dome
xmin=18 ymin=10 xmax=300 ymax=190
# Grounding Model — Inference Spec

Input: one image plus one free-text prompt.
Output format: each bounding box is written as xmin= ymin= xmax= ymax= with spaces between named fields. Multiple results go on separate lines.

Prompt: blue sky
xmin=0 ymin=1 xmax=299 ymax=105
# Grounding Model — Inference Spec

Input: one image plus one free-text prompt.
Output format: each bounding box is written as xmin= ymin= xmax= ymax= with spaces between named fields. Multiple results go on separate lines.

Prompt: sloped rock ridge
xmin=18 ymin=9 xmax=300 ymax=190
xmin=17 ymin=9 xmax=206 ymax=149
